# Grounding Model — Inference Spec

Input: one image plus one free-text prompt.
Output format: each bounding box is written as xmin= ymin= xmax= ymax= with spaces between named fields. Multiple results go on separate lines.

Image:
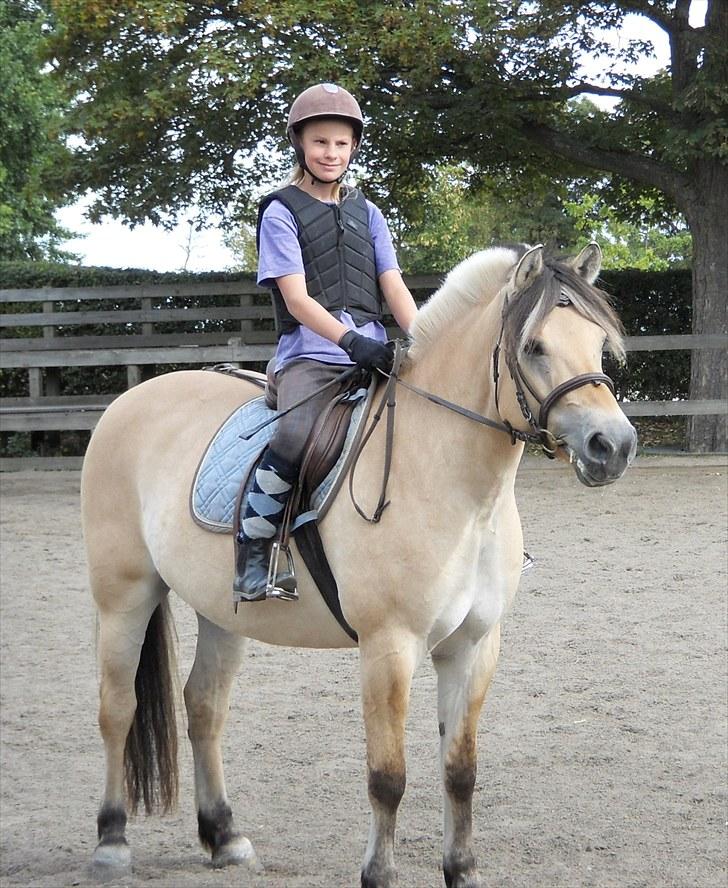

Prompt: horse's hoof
xmin=211 ymin=835 xmax=262 ymax=871
xmin=444 ymin=861 xmax=481 ymax=888
xmin=91 ymin=839 xmax=131 ymax=871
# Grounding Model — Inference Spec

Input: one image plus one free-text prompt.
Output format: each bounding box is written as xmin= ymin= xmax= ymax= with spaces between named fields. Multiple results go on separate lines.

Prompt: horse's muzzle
xmin=561 ymin=415 xmax=638 ymax=487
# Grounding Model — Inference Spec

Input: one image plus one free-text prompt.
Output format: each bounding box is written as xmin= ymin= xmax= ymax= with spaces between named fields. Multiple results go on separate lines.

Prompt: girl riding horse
xmin=234 ymin=82 xmax=419 ymax=602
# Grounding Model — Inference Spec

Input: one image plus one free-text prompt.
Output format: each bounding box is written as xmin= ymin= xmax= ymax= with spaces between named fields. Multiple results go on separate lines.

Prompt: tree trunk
xmin=684 ymin=158 xmax=728 ymax=452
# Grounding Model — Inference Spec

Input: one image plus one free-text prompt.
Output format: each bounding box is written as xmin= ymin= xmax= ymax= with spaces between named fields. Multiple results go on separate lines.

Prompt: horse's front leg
xmin=432 ymin=626 xmax=501 ymax=888
xmin=183 ymin=614 xmax=260 ymax=871
xmin=359 ymin=631 xmax=420 ymax=888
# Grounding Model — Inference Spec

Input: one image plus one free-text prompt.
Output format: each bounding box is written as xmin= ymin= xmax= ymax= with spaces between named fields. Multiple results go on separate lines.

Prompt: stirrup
xmin=266 ymin=542 xmax=298 ymax=601
xmin=521 ymin=551 xmax=535 ymax=573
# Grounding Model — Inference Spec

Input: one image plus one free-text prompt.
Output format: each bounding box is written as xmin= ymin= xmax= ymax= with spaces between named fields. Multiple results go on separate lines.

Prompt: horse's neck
xmin=399 ymin=300 xmax=522 ymax=503
xmin=405 ymin=300 xmax=498 ymax=418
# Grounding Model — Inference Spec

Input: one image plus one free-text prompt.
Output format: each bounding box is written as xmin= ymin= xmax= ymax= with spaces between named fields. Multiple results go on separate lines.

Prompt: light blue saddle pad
xmin=191 ymin=389 xmax=369 ymax=533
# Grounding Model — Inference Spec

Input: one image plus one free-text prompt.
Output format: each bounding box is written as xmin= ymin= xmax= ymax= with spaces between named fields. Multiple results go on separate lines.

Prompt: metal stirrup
xmin=265 ymin=542 xmax=298 ymax=601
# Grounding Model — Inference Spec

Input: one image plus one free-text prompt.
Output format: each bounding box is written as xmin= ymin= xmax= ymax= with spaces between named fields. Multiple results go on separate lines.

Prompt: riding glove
xmin=338 ymin=330 xmax=394 ymax=373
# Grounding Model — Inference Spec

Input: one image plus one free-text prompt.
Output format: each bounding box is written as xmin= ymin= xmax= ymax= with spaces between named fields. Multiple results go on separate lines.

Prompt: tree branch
xmin=523 ymin=123 xmax=694 ymax=206
xmin=559 ymin=82 xmax=674 ymax=116
xmin=617 ymin=1 xmax=675 ymax=34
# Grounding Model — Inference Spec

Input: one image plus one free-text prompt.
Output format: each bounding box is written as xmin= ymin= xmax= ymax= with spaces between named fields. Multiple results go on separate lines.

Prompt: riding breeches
xmin=269 ymin=359 xmax=354 ymax=466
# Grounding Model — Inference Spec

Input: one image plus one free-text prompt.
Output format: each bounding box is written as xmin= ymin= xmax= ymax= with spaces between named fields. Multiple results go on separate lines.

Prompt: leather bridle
xmin=349 ymin=289 xmax=616 ymax=522
xmin=492 ymin=289 xmax=614 ymax=456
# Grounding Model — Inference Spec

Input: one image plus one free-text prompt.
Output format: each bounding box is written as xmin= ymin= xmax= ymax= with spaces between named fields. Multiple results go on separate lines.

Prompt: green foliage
xmin=0 ymin=1 xmax=75 ymax=260
xmin=45 ymin=1 xmax=727 ymax=232
xmin=223 ymin=224 xmax=258 ymax=273
xmin=564 ymin=195 xmax=692 ymax=271
xmin=391 ymin=165 xmax=581 ymax=273
xmin=600 ymin=268 xmax=691 ymax=401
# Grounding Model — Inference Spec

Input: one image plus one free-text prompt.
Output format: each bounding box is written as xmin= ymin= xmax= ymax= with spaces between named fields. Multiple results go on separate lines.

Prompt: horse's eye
xmin=524 ymin=340 xmax=545 ymax=358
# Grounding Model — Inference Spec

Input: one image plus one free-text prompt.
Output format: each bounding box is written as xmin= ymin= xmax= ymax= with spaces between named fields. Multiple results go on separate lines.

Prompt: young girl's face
xmin=299 ymin=119 xmax=357 ymax=182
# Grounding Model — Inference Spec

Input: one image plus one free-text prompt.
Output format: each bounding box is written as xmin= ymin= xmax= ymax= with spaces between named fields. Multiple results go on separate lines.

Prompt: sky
xmin=53 ymin=4 xmax=707 ymax=273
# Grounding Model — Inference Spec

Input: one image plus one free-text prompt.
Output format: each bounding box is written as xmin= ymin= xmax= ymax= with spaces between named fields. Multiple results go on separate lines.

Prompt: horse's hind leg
xmin=93 ymin=574 xmax=171 ymax=869
xmin=359 ymin=631 xmax=419 ymax=888
xmin=432 ymin=626 xmax=501 ymax=888
xmin=184 ymin=614 xmax=260 ymax=871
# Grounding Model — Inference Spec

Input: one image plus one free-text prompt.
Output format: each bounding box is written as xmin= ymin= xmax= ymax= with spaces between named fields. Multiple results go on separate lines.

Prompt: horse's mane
xmin=408 ymin=246 xmax=522 ymax=360
xmin=408 ymin=245 xmax=626 ymax=363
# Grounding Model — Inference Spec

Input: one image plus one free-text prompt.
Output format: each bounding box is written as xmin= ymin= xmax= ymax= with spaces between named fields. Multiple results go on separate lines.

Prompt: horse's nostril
xmin=586 ymin=431 xmax=615 ymax=463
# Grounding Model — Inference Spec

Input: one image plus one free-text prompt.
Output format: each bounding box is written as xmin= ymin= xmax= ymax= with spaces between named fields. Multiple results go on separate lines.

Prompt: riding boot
xmin=233 ymin=535 xmax=296 ymax=602
xmin=233 ymin=447 xmax=299 ymax=603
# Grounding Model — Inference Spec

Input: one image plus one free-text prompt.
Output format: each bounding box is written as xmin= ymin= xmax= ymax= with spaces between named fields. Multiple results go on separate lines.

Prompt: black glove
xmin=338 ymin=330 xmax=395 ymax=374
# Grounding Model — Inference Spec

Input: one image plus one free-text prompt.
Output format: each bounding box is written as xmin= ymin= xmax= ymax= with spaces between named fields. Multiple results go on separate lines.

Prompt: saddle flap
xmin=302 ymin=394 xmax=358 ymax=495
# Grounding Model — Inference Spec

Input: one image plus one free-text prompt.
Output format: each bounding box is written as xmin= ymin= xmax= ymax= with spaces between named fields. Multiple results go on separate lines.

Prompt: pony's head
xmin=409 ymin=243 xmax=637 ymax=486
xmin=496 ymin=242 xmax=637 ymax=485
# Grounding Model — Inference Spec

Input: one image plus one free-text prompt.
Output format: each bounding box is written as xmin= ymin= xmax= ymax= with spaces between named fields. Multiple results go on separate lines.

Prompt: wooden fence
xmin=1 ymin=280 xmax=726 ymax=465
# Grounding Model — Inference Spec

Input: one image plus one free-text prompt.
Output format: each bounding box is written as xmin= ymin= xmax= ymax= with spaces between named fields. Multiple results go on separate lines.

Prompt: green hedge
xmin=599 ymin=268 xmax=691 ymax=400
xmin=0 ymin=261 xmax=692 ymax=405
xmin=0 ymin=260 xmax=250 ymax=288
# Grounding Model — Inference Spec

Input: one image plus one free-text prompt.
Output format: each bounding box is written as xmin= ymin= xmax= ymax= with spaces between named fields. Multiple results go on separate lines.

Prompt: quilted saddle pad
xmin=191 ymin=389 xmax=369 ymax=533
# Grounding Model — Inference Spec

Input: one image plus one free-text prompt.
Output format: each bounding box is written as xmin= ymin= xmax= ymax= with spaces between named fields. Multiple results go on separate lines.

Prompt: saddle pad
xmin=191 ymin=390 xmax=369 ymax=533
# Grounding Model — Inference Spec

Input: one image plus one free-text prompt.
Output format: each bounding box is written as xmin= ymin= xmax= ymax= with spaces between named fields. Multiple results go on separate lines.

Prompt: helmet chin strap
xmin=298 ymin=155 xmax=350 ymax=186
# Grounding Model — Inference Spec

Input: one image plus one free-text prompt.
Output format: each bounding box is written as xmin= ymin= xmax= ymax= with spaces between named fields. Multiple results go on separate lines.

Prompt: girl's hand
xmin=338 ymin=331 xmax=394 ymax=373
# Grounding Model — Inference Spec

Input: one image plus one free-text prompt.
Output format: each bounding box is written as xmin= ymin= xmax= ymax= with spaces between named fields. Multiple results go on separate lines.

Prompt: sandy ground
xmin=0 ymin=456 xmax=726 ymax=888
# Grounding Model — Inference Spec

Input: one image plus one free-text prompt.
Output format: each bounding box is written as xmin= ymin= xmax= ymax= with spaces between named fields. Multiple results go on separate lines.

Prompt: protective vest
xmin=256 ymin=185 xmax=383 ymax=338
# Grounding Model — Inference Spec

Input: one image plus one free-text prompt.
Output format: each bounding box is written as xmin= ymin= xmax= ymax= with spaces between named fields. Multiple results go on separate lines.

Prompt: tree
xmin=0 ymin=0 xmax=74 ymax=260
xmin=48 ymin=0 xmax=727 ymax=449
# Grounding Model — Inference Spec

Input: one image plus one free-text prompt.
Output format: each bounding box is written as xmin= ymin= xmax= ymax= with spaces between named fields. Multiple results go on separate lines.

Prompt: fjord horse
xmin=82 ymin=243 xmax=636 ymax=887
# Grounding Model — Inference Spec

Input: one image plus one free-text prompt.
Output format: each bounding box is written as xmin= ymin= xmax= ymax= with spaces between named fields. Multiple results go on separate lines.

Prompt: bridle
xmin=350 ymin=284 xmax=616 ymax=523
xmin=492 ymin=288 xmax=615 ymax=456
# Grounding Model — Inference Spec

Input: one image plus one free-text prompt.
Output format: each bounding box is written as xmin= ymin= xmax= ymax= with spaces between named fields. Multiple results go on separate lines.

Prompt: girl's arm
xmin=379 ymin=269 xmax=418 ymax=335
xmin=276 ymin=274 xmax=350 ymax=343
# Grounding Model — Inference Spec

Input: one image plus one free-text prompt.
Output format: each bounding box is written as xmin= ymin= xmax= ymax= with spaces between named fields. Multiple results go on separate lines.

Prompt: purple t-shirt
xmin=257 ymin=190 xmax=400 ymax=372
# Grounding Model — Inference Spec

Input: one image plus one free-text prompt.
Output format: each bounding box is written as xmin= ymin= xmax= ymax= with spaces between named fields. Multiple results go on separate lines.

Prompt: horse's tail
xmin=124 ymin=598 xmax=179 ymax=815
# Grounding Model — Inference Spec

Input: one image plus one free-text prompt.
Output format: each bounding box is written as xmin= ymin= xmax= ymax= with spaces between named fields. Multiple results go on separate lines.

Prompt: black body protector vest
xmin=256 ymin=185 xmax=383 ymax=339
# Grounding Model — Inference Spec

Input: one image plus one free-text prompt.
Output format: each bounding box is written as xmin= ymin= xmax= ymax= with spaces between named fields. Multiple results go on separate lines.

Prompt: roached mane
xmin=408 ymin=245 xmax=626 ymax=363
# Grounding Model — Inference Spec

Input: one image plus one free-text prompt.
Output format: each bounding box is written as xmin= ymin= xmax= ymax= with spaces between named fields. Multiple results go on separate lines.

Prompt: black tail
xmin=124 ymin=598 xmax=179 ymax=814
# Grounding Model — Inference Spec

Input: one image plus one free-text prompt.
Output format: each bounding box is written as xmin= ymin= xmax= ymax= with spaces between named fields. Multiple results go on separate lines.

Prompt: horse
xmin=81 ymin=242 xmax=637 ymax=888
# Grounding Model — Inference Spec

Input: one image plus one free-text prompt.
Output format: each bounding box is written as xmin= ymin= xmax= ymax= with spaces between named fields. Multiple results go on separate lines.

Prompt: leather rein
xmin=349 ymin=297 xmax=615 ymax=523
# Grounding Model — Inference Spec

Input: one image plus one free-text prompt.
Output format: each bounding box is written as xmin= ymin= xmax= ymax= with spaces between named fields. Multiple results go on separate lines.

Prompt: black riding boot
xmin=233 ymin=535 xmax=297 ymax=602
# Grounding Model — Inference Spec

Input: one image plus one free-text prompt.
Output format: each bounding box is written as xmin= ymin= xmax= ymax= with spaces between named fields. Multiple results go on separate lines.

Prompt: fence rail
xmin=1 ymin=280 xmax=726 ymax=445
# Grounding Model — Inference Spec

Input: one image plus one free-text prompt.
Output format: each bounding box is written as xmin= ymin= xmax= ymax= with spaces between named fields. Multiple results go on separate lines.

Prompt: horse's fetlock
xmin=97 ymin=804 xmax=127 ymax=842
xmin=361 ymin=860 xmax=398 ymax=888
xmin=443 ymin=849 xmax=479 ymax=888
xmin=198 ymin=801 xmax=235 ymax=852
xmin=368 ymin=768 xmax=405 ymax=810
xmin=445 ymin=761 xmax=476 ymax=803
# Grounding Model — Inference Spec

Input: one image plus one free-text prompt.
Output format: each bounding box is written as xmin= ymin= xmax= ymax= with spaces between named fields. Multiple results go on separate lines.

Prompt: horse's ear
xmin=571 ymin=242 xmax=602 ymax=283
xmin=513 ymin=244 xmax=544 ymax=292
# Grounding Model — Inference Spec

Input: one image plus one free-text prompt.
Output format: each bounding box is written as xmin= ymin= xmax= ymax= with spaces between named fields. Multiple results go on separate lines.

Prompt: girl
xmin=234 ymin=83 xmax=419 ymax=602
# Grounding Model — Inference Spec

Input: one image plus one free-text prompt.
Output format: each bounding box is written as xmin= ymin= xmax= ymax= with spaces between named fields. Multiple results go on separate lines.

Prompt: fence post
xmin=128 ymin=296 xmax=154 ymax=387
xmin=239 ymin=292 xmax=254 ymax=340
